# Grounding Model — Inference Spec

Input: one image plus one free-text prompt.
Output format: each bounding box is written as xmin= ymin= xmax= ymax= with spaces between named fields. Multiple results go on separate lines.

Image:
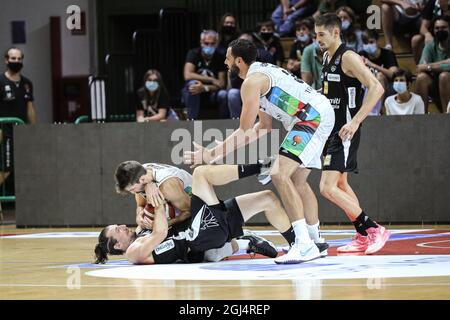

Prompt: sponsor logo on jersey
xmin=154 ymin=239 xmax=175 ymax=255
xmin=323 ymin=154 xmax=332 ymax=166
xmin=327 ymin=74 xmax=341 ymax=82
xmin=328 ymin=98 xmax=341 ymax=109
xmin=348 ymin=87 xmax=356 ymax=109
xmin=331 ymin=66 xmax=336 ymax=72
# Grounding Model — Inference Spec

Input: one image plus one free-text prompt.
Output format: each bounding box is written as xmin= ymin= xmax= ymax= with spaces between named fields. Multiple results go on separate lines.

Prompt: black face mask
xmin=435 ymin=30 xmax=449 ymax=43
xmin=260 ymin=32 xmax=273 ymax=41
xmin=222 ymin=26 xmax=236 ymax=35
xmin=7 ymin=62 xmax=23 ymax=73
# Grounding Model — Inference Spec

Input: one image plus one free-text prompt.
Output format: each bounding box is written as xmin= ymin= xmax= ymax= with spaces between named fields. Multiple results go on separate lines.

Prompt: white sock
xmin=236 ymin=239 xmax=250 ymax=251
xmin=307 ymin=221 xmax=321 ymax=243
xmin=292 ymin=219 xmax=311 ymax=244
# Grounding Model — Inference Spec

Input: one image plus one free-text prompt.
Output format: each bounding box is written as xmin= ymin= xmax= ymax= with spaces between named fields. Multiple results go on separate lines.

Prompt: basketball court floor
xmin=1 ymin=224 xmax=450 ymax=300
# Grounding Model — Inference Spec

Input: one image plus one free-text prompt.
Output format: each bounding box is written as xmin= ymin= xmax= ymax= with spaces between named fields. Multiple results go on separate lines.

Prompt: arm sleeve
xmin=289 ymin=43 xmax=298 ymax=60
xmin=24 ymin=78 xmax=34 ymax=102
xmin=414 ymin=95 xmax=425 ymax=114
xmin=185 ymin=49 xmax=198 ymax=65
xmin=419 ymin=43 xmax=434 ymax=64
xmin=385 ymin=50 xmax=399 ymax=68
xmin=157 ymin=91 xmax=170 ymax=110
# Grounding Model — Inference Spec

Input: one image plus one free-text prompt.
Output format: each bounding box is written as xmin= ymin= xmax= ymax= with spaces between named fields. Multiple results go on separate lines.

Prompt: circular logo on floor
xmin=85 ymin=255 xmax=450 ymax=281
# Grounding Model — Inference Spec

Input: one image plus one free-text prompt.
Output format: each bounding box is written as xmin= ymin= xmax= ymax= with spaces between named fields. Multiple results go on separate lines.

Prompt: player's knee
xmin=320 ymin=180 xmax=336 ymax=198
xmin=192 ymin=165 xmax=210 ymax=181
xmin=259 ymin=190 xmax=278 ymax=206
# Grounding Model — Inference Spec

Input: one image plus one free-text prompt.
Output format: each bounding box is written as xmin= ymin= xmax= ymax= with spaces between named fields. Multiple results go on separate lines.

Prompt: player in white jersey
xmin=115 ymin=161 xmax=193 ymax=230
xmin=184 ymin=39 xmax=335 ymax=264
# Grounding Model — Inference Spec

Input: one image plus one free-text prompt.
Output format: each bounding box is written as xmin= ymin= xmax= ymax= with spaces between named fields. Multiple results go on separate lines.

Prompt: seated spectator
xmin=225 ymin=32 xmax=276 ymax=118
xmin=136 ymin=69 xmax=178 ymax=122
xmin=253 ymin=21 xmax=285 ymax=66
xmin=314 ymin=0 xmax=349 ymax=18
xmin=287 ymin=18 xmax=314 ymax=77
xmin=271 ymin=0 xmax=318 ymax=37
xmin=416 ymin=15 xmax=450 ymax=113
xmin=384 ymin=69 xmax=425 ymax=115
xmin=217 ymin=13 xmax=240 ymax=57
xmin=336 ymin=6 xmax=363 ymax=52
xmin=360 ymin=29 xmax=399 ymax=115
xmin=381 ymin=0 xmax=425 ymax=51
xmin=301 ymin=33 xmax=324 ymax=90
xmin=182 ymin=30 xmax=228 ymax=120
xmin=411 ymin=0 xmax=450 ymax=63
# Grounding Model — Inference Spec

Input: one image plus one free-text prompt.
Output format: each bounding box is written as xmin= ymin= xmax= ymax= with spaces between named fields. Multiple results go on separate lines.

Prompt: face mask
xmin=7 ymin=62 xmax=23 ymax=73
xmin=346 ymin=42 xmax=357 ymax=50
xmin=363 ymin=43 xmax=378 ymax=55
xmin=145 ymin=81 xmax=159 ymax=92
xmin=222 ymin=25 xmax=236 ymax=35
xmin=393 ymin=81 xmax=408 ymax=94
xmin=260 ymin=32 xmax=273 ymax=41
xmin=297 ymin=34 xmax=310 ymax=43
xmin=313 ymin=41 xmax=320 ymax=50
xmin=202 ymin=46 xmax=216 ymax=56
xmin=341 ymin=20 xmax=351 ymax=31
xmin=435 ymin=30 xmax=449 ymax=43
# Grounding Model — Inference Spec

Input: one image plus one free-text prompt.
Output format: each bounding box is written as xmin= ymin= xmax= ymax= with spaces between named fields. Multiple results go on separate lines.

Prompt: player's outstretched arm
xmin=159 ymin=178 xmax=191 ymax=226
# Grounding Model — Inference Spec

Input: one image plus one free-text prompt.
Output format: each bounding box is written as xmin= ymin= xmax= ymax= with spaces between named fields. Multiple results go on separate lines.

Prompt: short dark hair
xmin=256 ymin=20 xmax=275 ymax=31
xmin=431 ymin=15 xmax=450 ymax=35
xmin=228 ymin=39 xmax=257 ymax=64
xmin=392 ymin=69 xmax=412 ymax=84
xmin=4 ymin=47 xmax=24 ymax=59
xmin=94 ymin=227 xmax=125 ymax=264
xmin=315 ymin=13 xmax=342 ymax=32
xmin=114 ymin=161 xmax=147 ymax=194
xmin=363 ymin=28 xmax=379 ymax=41
xmin=295 ymin=17 xmax=314 ymax=31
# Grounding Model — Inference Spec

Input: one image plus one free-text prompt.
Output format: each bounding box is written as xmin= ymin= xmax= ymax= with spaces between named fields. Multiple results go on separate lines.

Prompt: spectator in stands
xmin=287 ymin=18 xmax=314 ymax=77
xmin=360 ymin=29 xmax=399 ymax=115
xmin=416 ymin=15 xmax=450 ymax=113
xmin=225 ymin=32 xmax=276 ymax=118
xmin=301 ymin=33 xmax=324 ymax=90
xmin=384 ymin=69 xmax=425 ymax=115
xmin=0 ymin=47 xmax=36 ymax=187
xmin=271 ymin=0 xmax=318 ymax=37
xmin=182 ymin=30 xmax=228 ymax=120
xmin=411 ymin=0 xmax=450 ymax=63
xmin=136 ymin=69 xmax=178 ymax=122
xmin=253 ymin=21 xmax=285 ymax=66
xmin=336 ymin=6 xmax=363 ymax=52
xmin=381 ymin=0 xmax=425 ymax=51
xmin=313 ymin=0 xmax=372 ymax=20
xmin=217 ymin=13 xmax=240 ymax=57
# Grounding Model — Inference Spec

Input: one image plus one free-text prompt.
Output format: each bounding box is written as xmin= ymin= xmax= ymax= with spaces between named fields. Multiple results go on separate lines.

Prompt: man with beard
xmin=184 ymin=39 xmax=335 ymax=264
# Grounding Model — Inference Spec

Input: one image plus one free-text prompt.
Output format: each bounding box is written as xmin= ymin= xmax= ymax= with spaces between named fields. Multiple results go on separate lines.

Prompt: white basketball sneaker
xmin=274 ymin=239 xmax=321 ymax=264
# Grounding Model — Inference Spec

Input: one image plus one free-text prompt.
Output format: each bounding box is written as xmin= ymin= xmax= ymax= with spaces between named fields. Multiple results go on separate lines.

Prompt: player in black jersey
xmin=94 ymin=164 xmax=306 ymax=265
xmin=315 ymin=13 xmax=391 ymax=255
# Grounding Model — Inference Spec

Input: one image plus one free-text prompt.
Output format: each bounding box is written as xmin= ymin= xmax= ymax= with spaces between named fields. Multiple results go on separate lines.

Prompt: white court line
xmin=417 ymin=239 xmax=450 ymax=249
xmin=1 ymin=283 xmax=450 ymax=288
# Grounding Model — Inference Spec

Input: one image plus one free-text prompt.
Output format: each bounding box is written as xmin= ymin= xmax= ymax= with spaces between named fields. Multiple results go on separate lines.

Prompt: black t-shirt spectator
xmin=185 ymin=48 xmax=227 ymax=78
xmin=360 ymin=48 xmax=398 ymax=73
xmin=289 ymin=40 xmax=309 ymax=60
xmin=0 ymin=73 xmax=33 ymax=136
xmin=255 ymin=36 xmax=285 ymax=66
xmin=136 ymin=87 xmax=170 ymax=117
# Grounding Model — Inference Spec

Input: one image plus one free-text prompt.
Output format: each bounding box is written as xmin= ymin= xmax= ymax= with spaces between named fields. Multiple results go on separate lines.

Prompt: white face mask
xmin=297 ymin=34 xmax=310 ymax=43
xmin=145 ymin=81 xmax=159 ymax=92
xmin=363 ymin=43 xmax=378 ymax=55
xmin=393 ymin=81 xmax=408 ymax=94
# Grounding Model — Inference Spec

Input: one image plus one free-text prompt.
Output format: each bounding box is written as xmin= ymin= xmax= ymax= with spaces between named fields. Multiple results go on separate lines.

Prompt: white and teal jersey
xmin=142 ymin=163 xmax=192 ymax=195
xmin=247 ymin=62 xmax=331 ymax=130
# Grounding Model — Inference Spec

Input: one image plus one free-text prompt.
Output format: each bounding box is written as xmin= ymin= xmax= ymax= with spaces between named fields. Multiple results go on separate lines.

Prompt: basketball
xmin=144 ymin=202 xmax=176 ymax=220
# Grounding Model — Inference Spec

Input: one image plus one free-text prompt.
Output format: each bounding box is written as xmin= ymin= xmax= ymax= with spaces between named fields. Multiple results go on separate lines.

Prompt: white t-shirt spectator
xmin=384 ymin=92 xmax=425 ymax=115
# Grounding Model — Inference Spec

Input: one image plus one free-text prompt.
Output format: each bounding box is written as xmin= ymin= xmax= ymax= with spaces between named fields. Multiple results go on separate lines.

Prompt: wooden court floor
xmin=1 ymin=224 xmax=450 ymax=300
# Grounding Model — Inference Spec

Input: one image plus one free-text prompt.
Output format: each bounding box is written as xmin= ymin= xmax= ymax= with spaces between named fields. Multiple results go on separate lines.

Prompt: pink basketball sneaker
xmin=337 ymin=233 xmax=369 ymax=253
xmin=365 ymin=225 xmax=391 ymax=255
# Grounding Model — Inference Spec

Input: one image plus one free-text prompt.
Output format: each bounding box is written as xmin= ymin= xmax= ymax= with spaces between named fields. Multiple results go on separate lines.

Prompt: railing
xmin=0 ymin=117 xmax=25 ymax=223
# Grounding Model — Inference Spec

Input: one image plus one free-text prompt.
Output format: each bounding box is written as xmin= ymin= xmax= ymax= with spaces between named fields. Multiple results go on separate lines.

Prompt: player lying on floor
xmin=95 ymin=164 xmax=327 ymax=264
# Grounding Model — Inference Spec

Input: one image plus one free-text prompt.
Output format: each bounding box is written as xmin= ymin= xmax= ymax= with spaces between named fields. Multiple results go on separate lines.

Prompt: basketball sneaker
xmin=275 ymin=239 xmax=320 ymax=264
xmin=337 ymin=233 xmax=369 ymax=253
xmin=282 ymin=238 xmax=329 ymax=257
xmin=257 ymin=156 xmax=276 ymax=185
xmin=365 ymin=225 xmax=391 ymax=255
xmin=239 ymin=230 xmax=278 ymax=258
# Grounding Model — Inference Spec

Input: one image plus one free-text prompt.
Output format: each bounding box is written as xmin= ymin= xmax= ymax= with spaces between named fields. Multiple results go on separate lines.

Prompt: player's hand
xmin=145 ymin=183 xmax=165 ymax=207
xmin=141 ymin=213 xmax=154 ymax=230
xmin=183 ymin=141 xmax=213 ymax=168
xmin=188 ymin=81 xmax=205 ymax=95
xmin=339 ymin=120 xmax=360 ymax=141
